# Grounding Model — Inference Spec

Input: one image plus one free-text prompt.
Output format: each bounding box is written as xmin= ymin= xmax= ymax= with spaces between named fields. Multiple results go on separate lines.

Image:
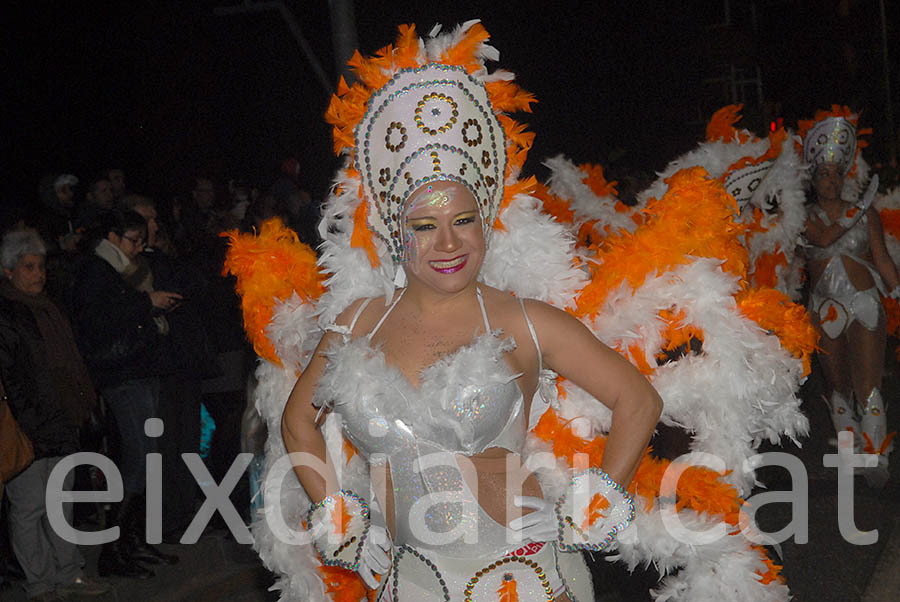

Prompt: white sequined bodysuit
xmin=314 ymin=287 xmax=536 ymax=558
xmin=807 ymin=205 xmax=885 ymax=339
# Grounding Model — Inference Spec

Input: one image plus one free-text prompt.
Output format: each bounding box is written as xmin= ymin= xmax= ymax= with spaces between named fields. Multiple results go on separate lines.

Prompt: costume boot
xmin=122 ymin=495 xmax=179 ymax=566
xmin=97 ymin=498 xmax=155 ymax=579
xmin=859 ymin=388 xmax=893 ymax=488
xmin=824 ymin=391 xmax=860 ymax=450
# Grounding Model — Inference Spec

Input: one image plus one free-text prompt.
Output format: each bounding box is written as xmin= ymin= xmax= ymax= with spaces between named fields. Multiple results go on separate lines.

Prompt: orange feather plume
xmin=581 ymin=493 xmax=610 ymax=530
xmin=317 ymin=565 xmax=368 ymax=600
xmin=351 ymin=198 xmax=380 ymax=267
xmin=751 ymin=250 xmax=786 ymax=289
xmin=574 ymin=167 xmax=749 ymax=320
xmin=222 ymin=218 xmax=325 ymax=366
xmin=440 ymin=22 xmax=491 ymax=72
xmin=533 ymin=182 xmax=575 ymax=225
xmin=531 ymin=408 xmax=742 ymax=523
xmin=735 ymin=287 xmax=818 ymax=377
xmin=706 ymin=104 xmax=751 ymax=143
xmin=497 ymin=573 xmax=519 ymax=602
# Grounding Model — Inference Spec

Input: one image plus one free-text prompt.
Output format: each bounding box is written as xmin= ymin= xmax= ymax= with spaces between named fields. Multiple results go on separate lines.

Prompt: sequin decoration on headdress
xmin=325 ymin=21 xmax=536 ymax=266
xmin=355 ymin=63 xmax=506 ymax=262
xmin=798 ymin=105 xmax=866 ymax=177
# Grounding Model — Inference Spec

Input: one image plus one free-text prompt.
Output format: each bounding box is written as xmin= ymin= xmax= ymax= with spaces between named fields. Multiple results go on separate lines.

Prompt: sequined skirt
xmin=375 ymin=541 xmax=578 ymax=602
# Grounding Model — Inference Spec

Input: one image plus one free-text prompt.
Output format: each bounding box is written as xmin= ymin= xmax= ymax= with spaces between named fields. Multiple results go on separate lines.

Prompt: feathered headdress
xmin=325 ymin=20 xmax=536 ymax=265
xmin=798 ymin=105 xmax=870 ymax=178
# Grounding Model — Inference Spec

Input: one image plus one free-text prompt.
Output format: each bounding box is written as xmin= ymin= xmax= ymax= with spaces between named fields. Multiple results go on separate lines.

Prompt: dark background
xmin=5 ymin=0 xmax=899 ymax=208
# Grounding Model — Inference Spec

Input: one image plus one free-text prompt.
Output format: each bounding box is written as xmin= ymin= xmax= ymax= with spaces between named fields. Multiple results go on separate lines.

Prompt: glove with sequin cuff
xmin=306 ymin=490 xmax=391 ymax=589
xmin=553 ymin=468 xmax=635 ymax=552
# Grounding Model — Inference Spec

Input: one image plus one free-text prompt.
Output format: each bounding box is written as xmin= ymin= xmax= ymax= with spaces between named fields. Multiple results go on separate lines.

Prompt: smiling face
xmin=813 ymin=162 xmax=844 ymax=202
xmin=401 ymin=180 xmax=485 ymax=294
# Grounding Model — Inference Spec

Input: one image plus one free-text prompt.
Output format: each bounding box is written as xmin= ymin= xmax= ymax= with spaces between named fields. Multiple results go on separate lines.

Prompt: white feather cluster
xmin=635 ymin=134 xmax=807 ymax=299
xmin=609 ymin=499 xmax=789 ymax=602
xmin=636 ymin=137 xmax=770 ymax=208
xmin=481 ymin=193 xmax=589 ymax=308
xmin=742 ymin=137 xmax=808 ymax=299
xmin=876 ymin=185 xmax=900 ymax=266
xmin=543 ymin=155 xmax=640 ymax=235
xmin=315 ymin=165 xmax=396 ymax=327
xmin=572 ymin=260 xmax=808 ymax=494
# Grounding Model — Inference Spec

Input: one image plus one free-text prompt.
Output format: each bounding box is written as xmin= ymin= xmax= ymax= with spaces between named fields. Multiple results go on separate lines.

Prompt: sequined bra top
xmin=314 ymin=287 xmax=539 ymax=557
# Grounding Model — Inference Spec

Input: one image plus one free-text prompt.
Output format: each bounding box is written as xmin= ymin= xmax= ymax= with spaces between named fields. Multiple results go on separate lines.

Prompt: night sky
xmin=7 ymin=0 xmax=899 ymax=209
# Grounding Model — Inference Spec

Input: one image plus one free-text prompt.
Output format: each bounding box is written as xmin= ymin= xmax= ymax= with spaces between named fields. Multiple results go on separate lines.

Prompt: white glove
xmin=357 ymin=502 xmax=392 ymax=589
xmin=307 ymin=490 xmax=392 ymax=590
xmin=508 ymin=495 xmax=557 ymax=544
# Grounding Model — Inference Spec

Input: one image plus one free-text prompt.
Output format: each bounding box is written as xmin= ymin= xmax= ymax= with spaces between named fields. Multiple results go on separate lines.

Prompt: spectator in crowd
xmin=0 ymin=229 xmax=109 ymax=601
xmin=120 ymin=194 xmax=217 ymax=539
xmin=35 ymin=174 xmax=81 ymax=253
xmin=75 ymin=177 xmax=115 ymax=232
xmin=72 ymin=210 xmax=181 ymax=578
xmin=104 ymin=168 xmax=127 ymax=200
xmin=33 ymin=174 xmax=84 ymax=311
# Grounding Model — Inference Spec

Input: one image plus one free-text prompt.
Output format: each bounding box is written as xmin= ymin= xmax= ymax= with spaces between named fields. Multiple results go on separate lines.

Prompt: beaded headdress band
xmin=802 ymin=116 xmax=857 ymax=176
xmin=706 ymin=105 xmax=786 ymax=215
xmin=797 ymin=106 xmax=870 ymax=178
xmin=355 ymin=64 xmax=506 ymax=262
xmin=325 ymin=21 xmax=535 ymax=266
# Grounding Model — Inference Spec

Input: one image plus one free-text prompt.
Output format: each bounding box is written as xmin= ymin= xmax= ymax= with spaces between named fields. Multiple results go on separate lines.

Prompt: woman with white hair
xmin=0 ymin=228 xmax=108 ymax=601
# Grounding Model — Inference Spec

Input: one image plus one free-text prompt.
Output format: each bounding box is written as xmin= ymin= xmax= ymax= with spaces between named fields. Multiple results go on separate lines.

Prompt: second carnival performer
xmin=800 ymin=107 xmax=899 ymax=487
xmin=279 ymin=22 xmax=662 ymax=601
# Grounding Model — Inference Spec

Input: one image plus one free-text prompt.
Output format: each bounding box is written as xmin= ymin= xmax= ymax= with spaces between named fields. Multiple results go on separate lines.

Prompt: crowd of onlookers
xmin=0 ymin=162 xmax=320 ymax=601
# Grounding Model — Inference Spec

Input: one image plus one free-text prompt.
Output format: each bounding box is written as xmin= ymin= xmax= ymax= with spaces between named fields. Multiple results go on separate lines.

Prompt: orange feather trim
xmin=723 ymin=128 xmax=788 ymax=175
xmin=317 ymin=564 xmax=368 ymax=600
xmin=751 ymin=250 xmax=786 ymax=289
xmin=531 ymin=409 xmax=742 ymax=523
xmin=497 ymin=573 xmax=520 ymax=602
xmin=440 ymin=22 xmax=491 ymax=72
xmin=533 ymin=182 xmax=575 ymax=225
xmin=574 ymin=167 xmax=749 ymax=320
xmin=578 ymin=163 xmax=619 ymax=199
xmin=705 ymin=104 xmax=750 ymax=143
xmin=351 ymin=200 xmax=381 ymax=267
xmin=582 ymin=493 xmax=610 ymax=530
xmin=735 ymin=287 xmax=818 ymax=377
xmin=751 ymin=545 xmax=786 ymax=585
xmin=222 ymin=218 xmax=325 ymax=366
xmin=494 ymin=176 xmax=537 ymax=231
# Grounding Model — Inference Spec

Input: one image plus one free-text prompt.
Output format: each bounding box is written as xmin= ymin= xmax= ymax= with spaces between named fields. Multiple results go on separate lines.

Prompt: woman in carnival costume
xmin=800 ymin=106 xmax=898 ymax=487
xmin=280 ymin=20 xmax=661 ymax=601
xmin=226 ymin=22 xmax=801 ymax=602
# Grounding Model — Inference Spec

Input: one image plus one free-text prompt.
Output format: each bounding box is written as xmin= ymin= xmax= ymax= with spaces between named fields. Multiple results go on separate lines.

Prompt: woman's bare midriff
xmin=808 ymin=253 xmax=877 ymax=293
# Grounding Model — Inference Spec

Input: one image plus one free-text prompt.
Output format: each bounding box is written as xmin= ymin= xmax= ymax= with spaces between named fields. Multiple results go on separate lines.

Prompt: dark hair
xmin=85 ymin=209 xmax=148 ymax=246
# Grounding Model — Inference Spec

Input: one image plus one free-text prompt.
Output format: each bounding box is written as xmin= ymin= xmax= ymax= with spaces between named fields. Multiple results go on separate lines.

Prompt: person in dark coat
xmin=0 ymin=228 xmax=109 ymax=601
xmin=71 ymin=211 xmax=182 ymax=578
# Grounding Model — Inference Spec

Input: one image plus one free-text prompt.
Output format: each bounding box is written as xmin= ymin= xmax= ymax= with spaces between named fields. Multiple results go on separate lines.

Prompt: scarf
xmin=95 ymin=239 xmax=169 ymax=335
xmin=0 ymin=279 xmax=97 ymax=427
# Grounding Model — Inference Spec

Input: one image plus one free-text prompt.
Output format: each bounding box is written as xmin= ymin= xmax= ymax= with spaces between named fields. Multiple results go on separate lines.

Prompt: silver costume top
xmin=314 ymin=287 xmax=540 ymax=558
xmin=806 ymin=204 xmax=885 ymax=299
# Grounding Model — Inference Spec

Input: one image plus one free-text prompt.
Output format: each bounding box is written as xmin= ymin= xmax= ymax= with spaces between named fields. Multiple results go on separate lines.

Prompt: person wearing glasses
xmin=72 ymin=210 xmax=182 ymax=579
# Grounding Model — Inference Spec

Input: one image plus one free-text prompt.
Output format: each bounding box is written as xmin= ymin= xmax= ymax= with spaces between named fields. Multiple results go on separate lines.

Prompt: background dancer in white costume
xmin=800 ymin=107 xmax=899 ymax=487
